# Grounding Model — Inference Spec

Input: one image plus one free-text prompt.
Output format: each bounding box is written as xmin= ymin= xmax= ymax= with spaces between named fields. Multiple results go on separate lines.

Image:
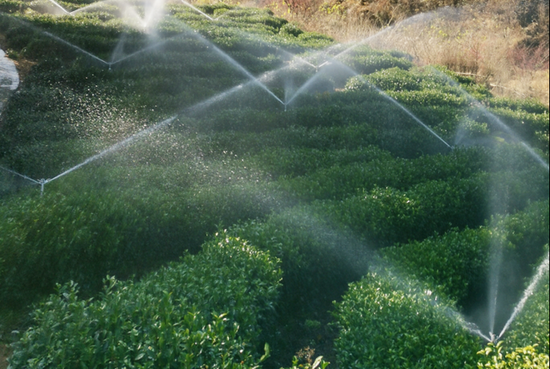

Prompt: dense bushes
xmin=379 ymin=200 xmax=549 ymax=307
xmin=319 ymin=175 xmax=488 ymax=247
xmin=500 ymin=249 xmax=549 ymax=355
xmin=380 ymin=227 xmax=490 ymax=306
xmin=0 ymin=174 xmax=280 ymax=309
xmin=477 ymin=342 xmax=549 ymax=369
xmin=8 ymin=232 xmax=282 ymax=368
xmin=0 ymin=1 xmax=549 ymax=367
xmin=228 ymin=207 xmax=371 ymax=312
xmin=333 ymin=270 xmax=481 ymax=369
xmin=273 ymin=147 xmax=487 ymax=200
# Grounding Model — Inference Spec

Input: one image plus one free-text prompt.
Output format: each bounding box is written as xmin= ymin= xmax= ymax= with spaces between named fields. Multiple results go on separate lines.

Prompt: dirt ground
xmin=0 ymin=343 xmax=10 ymax=369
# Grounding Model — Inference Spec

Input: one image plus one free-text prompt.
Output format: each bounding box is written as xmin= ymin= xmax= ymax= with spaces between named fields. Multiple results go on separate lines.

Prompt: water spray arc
xmin=1 ymin=2 xmax=548 ymax=352
xmin=47 ymin=0 xmax=72 ymax=15
xmin=286 ymin=57 xmax=453 ymax=150
xmin=428 ymin=67 xmax=549 ymax=171
xmin=180 ymin=0 xmax=216 ymax=21
xmin=0 ymin=165 xmax=40 ymax=185
xmin=496 ymin=252 xmax=549 ymax=341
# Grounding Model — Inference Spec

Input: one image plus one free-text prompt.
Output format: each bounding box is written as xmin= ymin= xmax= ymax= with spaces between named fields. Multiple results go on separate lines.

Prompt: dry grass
xmin=363 ymin=1 xmax=549 ymax=105
xmin=247 ymin=0 xmax=550 ymax=105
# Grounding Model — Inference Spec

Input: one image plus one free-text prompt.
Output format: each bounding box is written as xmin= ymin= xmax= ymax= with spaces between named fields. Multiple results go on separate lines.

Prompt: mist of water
xmin=0 ymin=165 xmax=40 ymax=184
xmin=428 ymin=67 xmax=549 ymax=171
xmin=3 ymin=2 xmax=548 ymax=349
xmin=497 ymin=252 xmax=549 ymax=341
xmin=45 ymin=115 xmax=177 ymax=185
xmin=288 ymin=57 xmax=453 ymax=149
xmin=47 ymin=0 xmax=72 ymax=15
xmin=180 ymin=0 xmax=215 ymax=21
xmin=487 ymin=238 xmax=504 ymax=336
xmin=7 ymin=16 xmax=110 ymax=66
xmin=190 ymin=35 xmax=285 ymax=105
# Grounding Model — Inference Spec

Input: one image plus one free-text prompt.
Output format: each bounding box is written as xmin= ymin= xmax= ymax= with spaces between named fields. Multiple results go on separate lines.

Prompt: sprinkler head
xmin=489 ymin=332 xmax=496 ymax=343
xmin=39 ymin=179 xmax=46 ymax=196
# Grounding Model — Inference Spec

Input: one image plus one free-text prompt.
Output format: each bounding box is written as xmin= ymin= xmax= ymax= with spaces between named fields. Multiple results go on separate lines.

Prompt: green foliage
xmin=320 ymin=175 xmax=488 ymax=247
xmin=0 ymin=0 xmax=26 ymax=13
xmin=477 ymin=342 xmax=549 ymax=369
xmin=339 ymin=46 xmax=413 ymax=75
xmin=8 ymin=232 xmax=282 ymax=368
xmin=379 ymin=201 xmax=549 ymax=306
xmin=228 ymin=207 xmax=370 ymax=312
xmin=501 ymin=249 xmax=549 ymax=354
xmin=0 ymin=1 xmax=549 ymax=366
xmin=333 ymin=270 xmax=481 ymax=369
xmin=380 ymin=227 xmax=490 ymax=305
xmin=0 ymin=172 xmax=280 ymax=309
xmin=281 ymin=355 xmax=330 ymax=369
xmin=279 ymin=23 xmax=303 ymax=37
xmin=275 ymin=147 xmax=487 ymax=201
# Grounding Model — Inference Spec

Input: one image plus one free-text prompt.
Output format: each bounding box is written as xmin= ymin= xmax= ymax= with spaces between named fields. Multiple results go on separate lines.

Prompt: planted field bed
xmin=0 ymin=1 xmax=548 ymax=368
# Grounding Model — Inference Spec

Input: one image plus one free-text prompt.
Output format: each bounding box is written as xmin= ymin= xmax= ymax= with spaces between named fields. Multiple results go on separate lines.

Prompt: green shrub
xmin=477 ymin=342 xmax=549 ymax=369
xmin=321 ymin=175 xmax=488 ymax=248
xmin=228 ymin=207 xmax=370 ymax=312
xmin=333 ymin=270 xmax=481 ymax=369
xmin=380 ymin=227 xmax=490 ymax=306
xmin=0 ymin=0 xmax=26 ymax=13
xmin=0 ymin=174 xmax=280 ymax=309
xmin=275 ymin=147 xmax=487 ymax=200
xmin=339 ymin=48 xmax=413 ymax=75
xmin=8 ymin=231 xmax=281 ymax=368
xmin=500 ymin=248 xmax=549 ymax=355
xmin=280 ymin=23 xmax=303 ymax=37
xmin=376 ymin=200 xmax=548 ymax=308
xmin=282 ymin=355 xmax=330 ymax=369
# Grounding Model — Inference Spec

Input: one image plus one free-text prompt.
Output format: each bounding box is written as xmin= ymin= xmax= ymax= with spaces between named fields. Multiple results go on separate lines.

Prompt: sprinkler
xmin=39 ymin=179 xmax=47 ymax=196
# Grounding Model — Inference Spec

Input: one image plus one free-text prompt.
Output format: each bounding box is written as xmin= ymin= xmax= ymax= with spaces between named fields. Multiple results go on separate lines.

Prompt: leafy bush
xmin=0 ymin=175 xmax=280 ymax=309
xmin=339 ymin=47 xmax=413 ymax=75
xmin=380 ymin=227 xmax=490 ymax=306
xmin=377 ymin=200 xmax=548 ymax=309
xmin=282 ymin=355 xmax=330 ymax=369
xmin=333 ymin=269 xmax=481 ymax=369
xmin=0 ymin=0 xmax=26 ymax=13
xmin=275 ymin=147 xmax=487 ymax=201
xmin=228 ymin=207 xmax=371 ymax=312
xmin=477 ymin=342 xmax=549 ymax=369
xmin=320 ymin=174 xmax=488 ymax=248
xmin=500 ymin=248 xmax=549 ymax=355
xmin=8 ymin=231 xmax=282 ymax=368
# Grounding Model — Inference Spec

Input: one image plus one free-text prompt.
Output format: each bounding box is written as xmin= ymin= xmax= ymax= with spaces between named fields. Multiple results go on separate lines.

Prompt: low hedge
xmin=319 ymin=175 xmax=488 ymax=248
xmin=378 ymin=200 xmax=549 ymax=308
xmin=380 ymin=227 xmax=490 ymax=306
xmin=275 ymin=147 xmax=487 ymax=201
xmin=500 ymin=248 xmax=549 ymax=355
xmin=228 ymin=207 xmax=371 ymax=312
xmin=0 ymin=174 xmax=280 ymax=309
xmin=8 ymin=231 xmax=282 ymax=368
xmin=477 ymin=342 xmax=549 ymax=369
xmin=333 ymin=269 xmax=481 ymax=369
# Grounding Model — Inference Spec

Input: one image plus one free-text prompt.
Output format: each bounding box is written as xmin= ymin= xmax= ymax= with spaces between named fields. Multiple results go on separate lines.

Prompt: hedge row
xmin=8 ymin=232 xmax=282 ymax=368
xmin=317 ymin=175 xmax=488 ymax=248
xmin=0 ymin=173 xmax=281 ymax=309
xmin=333 ymin=269 xmax=481 ymax=369
xmin=378 ymin=199 xmax=549 ymax=308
